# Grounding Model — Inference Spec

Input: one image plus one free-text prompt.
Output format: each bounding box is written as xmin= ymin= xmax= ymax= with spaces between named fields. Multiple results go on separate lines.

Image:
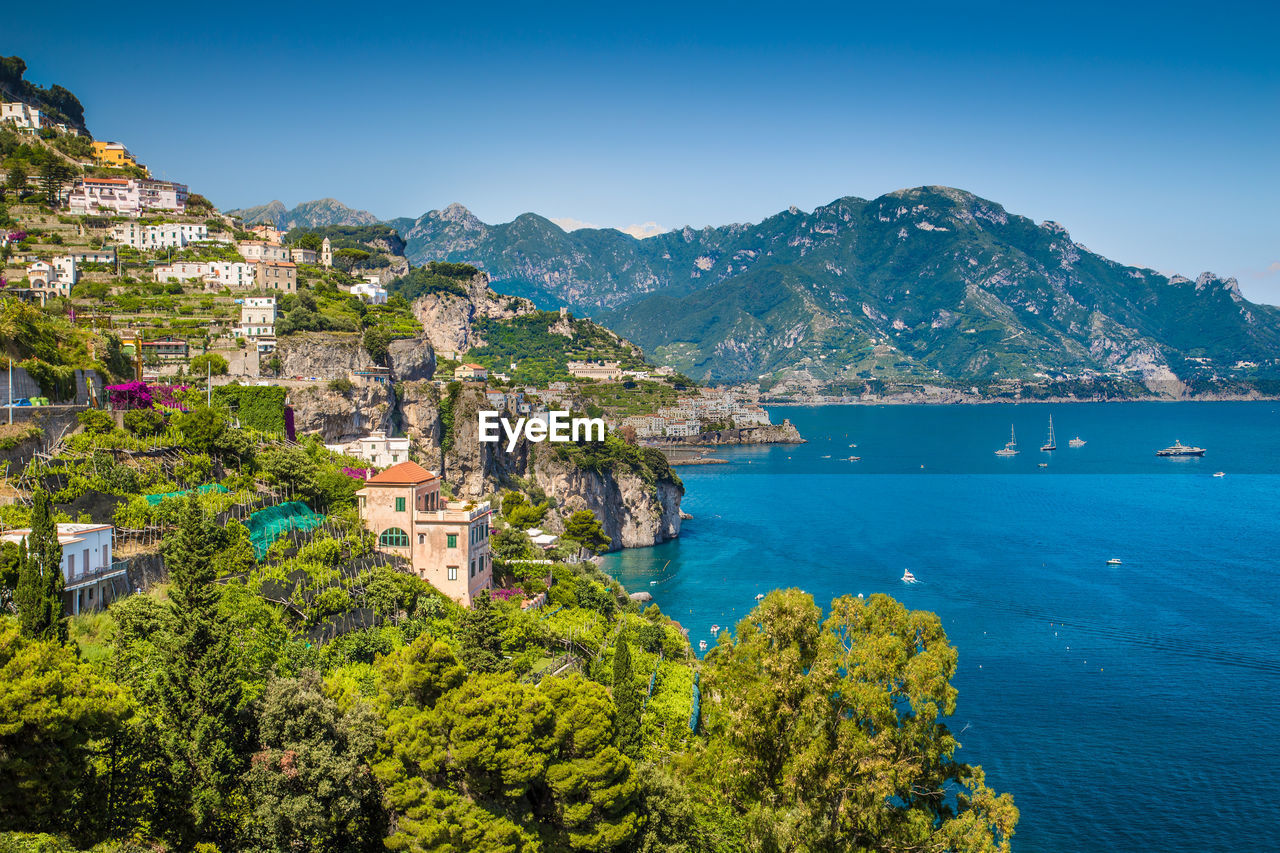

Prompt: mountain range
xmin=225 ymin=189 xmax=1280 ymax=393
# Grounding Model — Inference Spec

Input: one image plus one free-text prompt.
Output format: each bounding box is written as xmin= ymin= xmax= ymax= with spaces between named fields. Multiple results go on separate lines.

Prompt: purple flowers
xmin=106 ymin=381 xmax=153 ymax=410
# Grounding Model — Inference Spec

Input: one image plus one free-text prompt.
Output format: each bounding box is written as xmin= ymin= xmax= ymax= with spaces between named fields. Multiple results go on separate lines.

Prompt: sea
xmin=602 ymin=402 xmax=1280 ymax=852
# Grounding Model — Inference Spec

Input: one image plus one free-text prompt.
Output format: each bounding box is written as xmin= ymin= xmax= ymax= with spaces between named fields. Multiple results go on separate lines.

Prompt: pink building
xmin=356 ymin=461 xmax=493 ymax=606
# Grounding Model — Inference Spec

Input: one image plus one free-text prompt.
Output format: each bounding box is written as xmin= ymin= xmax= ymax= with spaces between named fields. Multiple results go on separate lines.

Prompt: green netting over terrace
xmin=144 ymin=483 xmax=229 ymax=506
xmin=247 ymin=501 xmax=326 ymax=559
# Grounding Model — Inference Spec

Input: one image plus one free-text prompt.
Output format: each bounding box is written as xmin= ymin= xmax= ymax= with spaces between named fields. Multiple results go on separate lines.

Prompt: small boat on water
xmin=901 ymin=569 xmax=918 ymax=584
xmin=847 ymin=456 xmax=860 ymax=462
xmin=995 ymin=426 xmax=1019 ymax=457
xmin=754 ymin=593 xmax=765 ymax=600
xmin=699 ymin=640 xmax=708 ymax=651
xmin=1107 ymin=558 xmax=1122 ymax=566
xmin=1038 ymin=462 xmax=1048 ymax=468
xmin=821 ymin=454 xmax=831 ymax=458
xmin=1156 ymin=440 xmax=1206 ymax=457
xmin=1040 ymin=415 xmax=1057 ymax=452
xmin=1069 ymin=436 xmax=1086 ymax=448
xmin=710 ymin=624 xmax=720 ymax=634
xmin=1213 ymin=471 xmax=1225 ymax=478
xmin=650 ymin=580 xmax=657 ymax=585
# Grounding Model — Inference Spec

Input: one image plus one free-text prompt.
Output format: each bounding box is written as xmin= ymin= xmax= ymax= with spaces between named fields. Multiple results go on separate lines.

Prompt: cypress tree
xmin=14 ymin=489 xmax=66 ymax=642
xmin=612 ymin=637 xmax=642 ymax=758
xmin=459 ymin=590 xmax=505 ymax=673
xmin=154 ymin=493 xmax=245 ymax=847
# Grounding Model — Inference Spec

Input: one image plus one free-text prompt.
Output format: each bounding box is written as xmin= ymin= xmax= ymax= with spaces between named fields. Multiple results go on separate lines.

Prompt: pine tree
xmin=154 ymin=494 xmax=246 ymax=847
xmin=612 ymin=637 xmax=642 ymax=758
xmin=14 ymin=490 xmax=66 ymax=643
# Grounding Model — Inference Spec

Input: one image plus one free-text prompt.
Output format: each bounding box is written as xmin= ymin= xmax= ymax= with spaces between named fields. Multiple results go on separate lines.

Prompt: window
xmin=67 ymin=553 xmax=75 ymax=576
xmin=418 ymin=533 xmax=425 ymax=544
xmin=379 ymin=527 xmax=410 ymax=547
xmin=447 ymin=566 xmax=458 ymax=581
xmin=447 ymin=533 xmax=457 ymax=548
xmin=395 ymin=497 xmax=405 ymax=512
xmin=470 ymin=561 xmax=475 ymax=578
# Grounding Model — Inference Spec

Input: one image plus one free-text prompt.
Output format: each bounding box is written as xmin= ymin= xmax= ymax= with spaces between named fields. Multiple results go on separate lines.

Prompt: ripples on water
xmin=604 ymin=402 xmax=1280 ymax=852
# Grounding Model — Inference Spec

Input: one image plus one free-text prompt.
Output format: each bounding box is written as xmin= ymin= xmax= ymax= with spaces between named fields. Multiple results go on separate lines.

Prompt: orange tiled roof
xmin=365 ymin=460 xmax=436 ymax=485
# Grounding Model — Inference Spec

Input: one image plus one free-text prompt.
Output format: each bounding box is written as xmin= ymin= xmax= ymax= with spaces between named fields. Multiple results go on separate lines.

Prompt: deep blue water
xmin=602 ymin=402 xmax=1280 ymax=853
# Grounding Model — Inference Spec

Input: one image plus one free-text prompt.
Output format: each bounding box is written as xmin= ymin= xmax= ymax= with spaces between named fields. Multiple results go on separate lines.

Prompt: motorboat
xmin=699 ymin=640 xmax=708 ymax=651
xmin=754 ymin=593 xmax=765 ymax=600
xmin=1213 ymin=471 xmax=1225 ymax=477
xmin=1156 ymin=440 xmax=1206 ymax=457
xmin=901 ymin=569 xmax=918 ymax=583
xmin=710 ymin=624 xmax=720 ymax=634
xmin=1106 ymin=558 xmax=1122 ymax=566
xmin=1069 ymin=436 xmax=1086 ymax=448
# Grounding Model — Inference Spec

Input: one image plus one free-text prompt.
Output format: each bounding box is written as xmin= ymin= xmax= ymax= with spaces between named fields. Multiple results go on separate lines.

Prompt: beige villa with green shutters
xmin=355 ymin=461 xmax=493 ymax=606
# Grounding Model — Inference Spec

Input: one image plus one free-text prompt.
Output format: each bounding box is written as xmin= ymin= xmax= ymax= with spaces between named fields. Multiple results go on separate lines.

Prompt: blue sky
xmin=7 ymin=1 xmax=1279 ymax=300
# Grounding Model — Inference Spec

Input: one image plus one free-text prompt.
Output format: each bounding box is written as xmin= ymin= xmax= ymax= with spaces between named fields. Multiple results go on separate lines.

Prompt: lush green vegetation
xmin=384 ymin=261 xmax=476 ymax=300
xmin=464 ymin=312 xmax=645 ymax=386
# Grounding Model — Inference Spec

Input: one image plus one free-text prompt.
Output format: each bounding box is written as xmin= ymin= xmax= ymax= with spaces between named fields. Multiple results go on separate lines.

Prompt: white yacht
xmin=902 ymin=569 xmax=918 ymax=583
xmin=995 ymin=426 xmax=1019 ymax=456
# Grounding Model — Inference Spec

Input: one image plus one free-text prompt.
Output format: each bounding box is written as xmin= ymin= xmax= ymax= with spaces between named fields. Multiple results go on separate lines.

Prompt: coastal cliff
xmin=643 ymin=419 xmax=805 ymax=447
xmin=439 ymin=386 xmax=683 ymax=551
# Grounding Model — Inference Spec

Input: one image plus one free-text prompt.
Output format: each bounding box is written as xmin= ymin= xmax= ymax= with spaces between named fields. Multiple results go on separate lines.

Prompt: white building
xmin=206 ymin=261 xmax=256 ymax=289
xmin=112 ymin=222 xmax=211 ymax=250
xmin=350 ymin=278 xmax=388 ymax=304
xmin=326 ymin=430 xmax=412 ymax=468
xmin=568 ymin=360 xmax=623 ymax=381
xmin=321 ymin=237 xmax=333 ymax=268
xmin=68 ymin=177 xmax=186 ymax=217
xmin=1 ymin=101 xmax=44 ymax=131
xmin=290 ymin=247 xmax=318 ymax=265
xmin=238 ymin=241 xmax=291 ymax=263
xmin=239 ymin=297 xmax=276 ymax=338
xmin=25 ymin=257 xmax=76 ymax=298
xmin=0 ymin=523 xmax=123 ymax=614
xmin=154 ymin=261 xmax=211 ymax=282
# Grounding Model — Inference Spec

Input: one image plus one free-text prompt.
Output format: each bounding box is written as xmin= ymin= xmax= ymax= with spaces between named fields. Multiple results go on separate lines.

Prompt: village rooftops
xmin=363 ymin=460 xmax=437 ymax=485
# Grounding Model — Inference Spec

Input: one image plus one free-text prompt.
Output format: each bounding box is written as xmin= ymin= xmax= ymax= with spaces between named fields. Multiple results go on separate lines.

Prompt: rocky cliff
xmin=438 ymin=386 xmax=683 ymax=551
xmin=530 ymin=448 xmax=683 ymax=550
xmin=274 ymin=332 xmax=376 ymax=379
xmin=642 ymin=420 xmax=805 ymax=447
xmin=412 ymin=271 xmax=537 ymax=355
xmin=288 ymin=379 xmax=393 ymax=443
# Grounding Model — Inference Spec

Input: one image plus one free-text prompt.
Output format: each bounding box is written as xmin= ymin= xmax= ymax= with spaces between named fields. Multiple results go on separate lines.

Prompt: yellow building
xmin=91 ymin=141 xmax=142 ymax=170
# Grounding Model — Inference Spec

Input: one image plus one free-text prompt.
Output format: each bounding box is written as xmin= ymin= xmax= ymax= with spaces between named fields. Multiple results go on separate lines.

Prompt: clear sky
xmin=7 ymin=1 xmax=1279 ymax=301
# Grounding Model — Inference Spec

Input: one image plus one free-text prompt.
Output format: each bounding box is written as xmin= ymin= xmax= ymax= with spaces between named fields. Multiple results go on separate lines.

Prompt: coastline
xmin=764 ymin=393 xmax=1280 ymax=407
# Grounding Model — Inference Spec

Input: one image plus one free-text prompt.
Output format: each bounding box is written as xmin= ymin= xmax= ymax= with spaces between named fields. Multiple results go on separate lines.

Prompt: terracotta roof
xmin=365 ymin=460 xmax=436 ymax=485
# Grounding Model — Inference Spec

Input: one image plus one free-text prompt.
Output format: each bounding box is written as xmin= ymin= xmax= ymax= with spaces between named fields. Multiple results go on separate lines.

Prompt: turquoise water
xmin=603 ymin=402 xmax=1280 ymax=852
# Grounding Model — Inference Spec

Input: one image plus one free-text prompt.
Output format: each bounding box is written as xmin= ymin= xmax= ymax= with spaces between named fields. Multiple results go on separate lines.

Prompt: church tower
xmin=321 ymin=237 xmax=333 ymax=268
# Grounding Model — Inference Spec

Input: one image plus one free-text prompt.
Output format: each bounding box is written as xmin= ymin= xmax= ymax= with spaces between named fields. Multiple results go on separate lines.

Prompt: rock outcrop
xmin=435 ymin=386 xmax=683 ymax=551
xmin=642 ymin=420 xmax=805 ymax=446
xmin=274 ymin=332 xmax=376 ymax=380
xmin=531 ymin=450 xmax=682 ymax=550
xmin=412 ymin=272 xmax=536 ymax=355
xmin=287 ymin=378 xmax=393 ymax=443
xmin=387 ymin=337 xmax=436 ymax=382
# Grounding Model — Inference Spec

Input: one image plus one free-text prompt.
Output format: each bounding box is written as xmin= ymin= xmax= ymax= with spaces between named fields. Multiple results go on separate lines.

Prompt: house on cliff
xmin=357 ymin=461 xmax=493 ymax=606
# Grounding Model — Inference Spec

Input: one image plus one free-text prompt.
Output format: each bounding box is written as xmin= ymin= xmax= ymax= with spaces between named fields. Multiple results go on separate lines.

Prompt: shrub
xmin=76 ymin=408 xmax=114 ymax=435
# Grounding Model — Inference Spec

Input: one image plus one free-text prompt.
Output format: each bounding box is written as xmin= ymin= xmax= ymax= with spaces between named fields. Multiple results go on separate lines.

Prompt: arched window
xmin=379 ymin=527 xmax=410 ymax=547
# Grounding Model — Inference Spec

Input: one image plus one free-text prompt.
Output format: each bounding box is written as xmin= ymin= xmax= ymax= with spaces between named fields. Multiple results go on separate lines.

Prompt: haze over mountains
xmin=228 ymin=189 xmax=1280 ymax=392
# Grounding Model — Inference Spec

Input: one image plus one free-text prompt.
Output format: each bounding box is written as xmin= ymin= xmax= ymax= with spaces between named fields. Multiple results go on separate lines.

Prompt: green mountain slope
xmin=393 ymin=188 xmax=1280 ymax=391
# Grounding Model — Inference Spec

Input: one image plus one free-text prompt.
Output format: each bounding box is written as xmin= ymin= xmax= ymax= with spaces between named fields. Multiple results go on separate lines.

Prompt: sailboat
xmin=1040 ymin=415 xmax=1056 ymax=452
xmin=995 ymin=426 xmax=1019 ymax=456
